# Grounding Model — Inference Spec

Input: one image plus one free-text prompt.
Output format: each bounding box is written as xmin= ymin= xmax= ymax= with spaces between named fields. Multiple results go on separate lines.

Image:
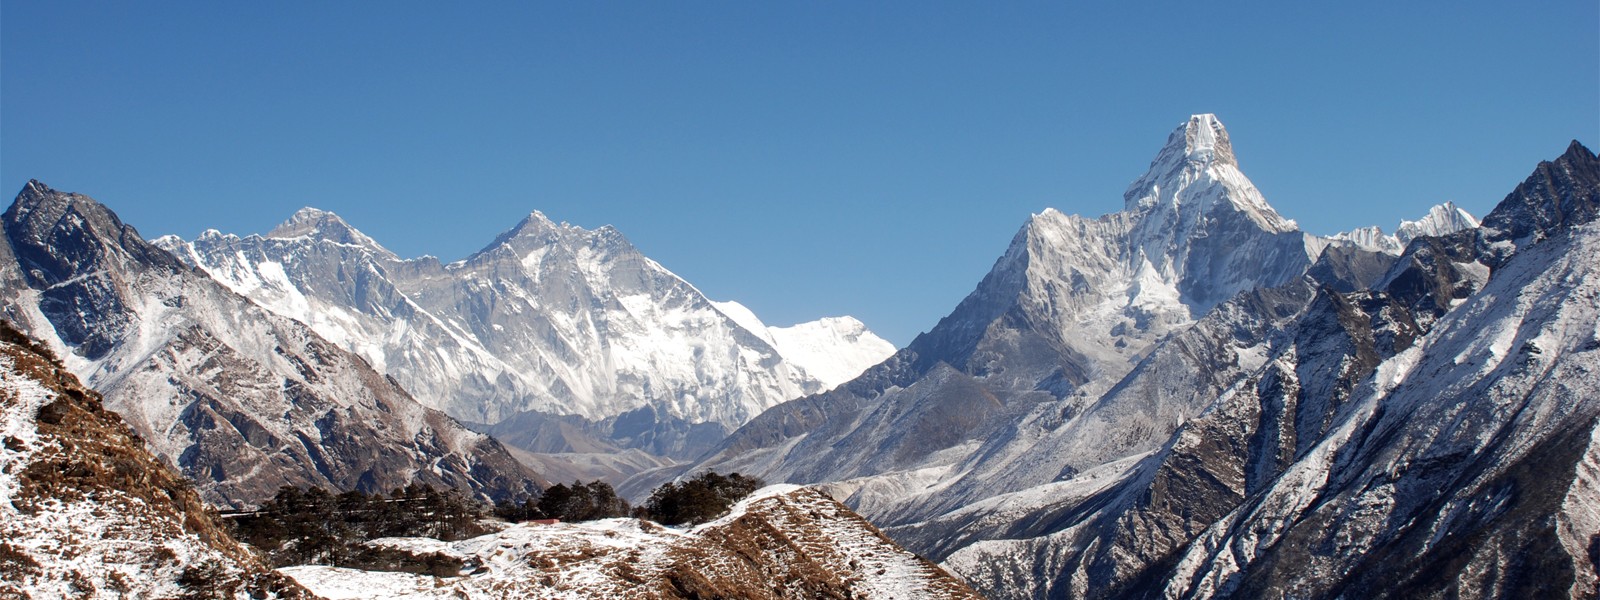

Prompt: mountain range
xmin=2 ymin=113 xmax=1595 ymax=598
xmin=153 ymin=207 xmax=893 ymax=464
xmin=0 ymin=318 xmax=970 ymax=599
xmin=0 ymin=182 xmax=543 ymax=508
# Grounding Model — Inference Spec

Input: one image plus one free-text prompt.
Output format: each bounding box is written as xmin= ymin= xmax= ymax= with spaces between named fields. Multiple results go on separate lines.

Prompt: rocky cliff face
xmin=281 ymin=486 xmax=981 ymax=599
xmin=0 ymin=322 xmax=315 ymax=598
xmin=1 ymin=182 xmax=544 ymax=508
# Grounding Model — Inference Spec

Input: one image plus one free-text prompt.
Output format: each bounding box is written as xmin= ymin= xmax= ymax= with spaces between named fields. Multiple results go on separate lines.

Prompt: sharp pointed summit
xmin=1124 ymin=114 xmax=1295 ymax=234
xmin=1174 ymin=113 xmax=1236 ymax=166
xmin=470 ymin=210 xmax=595 ymax=259
xmin=675 ymin=128 xmax=1600 ymax=600
xmin=1479 ymin=139 xmax=1600 ymax=247
xmin=690 ymin=113 xmax=1321 ymax=514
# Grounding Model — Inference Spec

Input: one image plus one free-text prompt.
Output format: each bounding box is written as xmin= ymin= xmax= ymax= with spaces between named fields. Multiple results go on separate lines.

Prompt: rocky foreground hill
xmin=282 ymin=486 xmax=979 ymax=599
xmin=0 ymin=321 xmax=315 ymax=598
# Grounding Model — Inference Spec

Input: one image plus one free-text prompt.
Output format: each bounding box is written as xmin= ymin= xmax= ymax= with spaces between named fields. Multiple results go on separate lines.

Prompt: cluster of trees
xmin=493 ymin=473 xmax=763 ymax=527
xmin=639 ymin=471 xmax=764 ymax=526
xmin=228 ymin=484 xmax=487 ymax=572
xmin=493 ymin=479 xmax=630 ymax=523
xmin=229 ymin=473 xmax=764 ymax=570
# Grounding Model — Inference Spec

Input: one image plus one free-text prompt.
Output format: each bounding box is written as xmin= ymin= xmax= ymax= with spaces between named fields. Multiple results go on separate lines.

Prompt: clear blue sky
xmin=4 ymin=2 xmax=1596 ymax=345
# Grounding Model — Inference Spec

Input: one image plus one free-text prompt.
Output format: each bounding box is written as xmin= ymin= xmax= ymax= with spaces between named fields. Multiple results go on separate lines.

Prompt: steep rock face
xmin=157 ymin=207 xmax=893 ymax=457
xmin=681 ymin=114 xmax=1319 ymax=511
xmin=933 ymin=279 xmax=1428 ymax=598
xmin=1164 ymin=218 xmax=1600 ymax=600
xmin=0 ymin=322 xmax=314 ymax=598
xmin=1120 ymin=114 xmax=1311 ymax=312
xmin=280 ymin=486 xmax=981 ymax=599
xmin=1478 ymin=140 xmax=1600 ymax=249
xmin=1 ymin=182 xmax=543 ymax=508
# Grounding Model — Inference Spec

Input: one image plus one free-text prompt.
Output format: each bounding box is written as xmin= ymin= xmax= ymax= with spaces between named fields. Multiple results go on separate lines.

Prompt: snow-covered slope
xmin=0 ymin=322 xmax=314 ymax=598
xmin=1 ymin=182 xmax=544 ymax=508
xmin=158 ymin=208 xmax=894 ymax=447
xmin=1159 ymin=197 xmax=1600 ymax=600
xmin=281 ymin=486 xmax=980 ymax=599
xmin=713 ymin=300 xmax=895 ymax=390
xmin=768 ymin=317 xmax=894 ymax=389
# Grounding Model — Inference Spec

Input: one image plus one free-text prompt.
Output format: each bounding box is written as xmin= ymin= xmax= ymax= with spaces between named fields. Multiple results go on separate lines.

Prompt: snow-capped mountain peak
xmin=1395 ymin=200 xmax=1480 ymax=245
xmin=2 ymin=184 xmax=544 ymax=508
xmin=471 ymin=210 xmax=632 ymax=262
xmin=1327 ymin=201 xmax=1481 ymax=254
xmin=266 ymin=206 xmax=396 ymax=258
xmin=506 ymin=210 xmax=562 ymax=238
xmin=710 ymin=300 xmax=896 ymax=390
xmin=1125 ymin=114 xmax=1297 ymax=237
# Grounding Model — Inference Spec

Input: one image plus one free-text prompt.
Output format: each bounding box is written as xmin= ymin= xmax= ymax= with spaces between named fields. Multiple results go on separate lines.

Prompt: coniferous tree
xmin=641 ymin=472 xmax=763 ymax=526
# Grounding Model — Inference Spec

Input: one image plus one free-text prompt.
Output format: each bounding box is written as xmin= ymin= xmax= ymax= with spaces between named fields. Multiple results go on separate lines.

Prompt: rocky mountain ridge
xmin=679 ymin=114 xmax=1325 ymax=500
xmin=1 ymin=181 xmax=544 ymax=508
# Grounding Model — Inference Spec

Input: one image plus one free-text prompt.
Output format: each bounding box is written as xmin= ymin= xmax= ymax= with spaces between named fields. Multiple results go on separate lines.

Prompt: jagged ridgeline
xmin=154 ymin=204 xmax=895 ymax=468
xmin=4 ymin=115 xmax=1595 ymax=599
xmin=671 ymin=117 xmax=1600 ymax=599
xmin=0 ymin=182 xmax=545 ymax=508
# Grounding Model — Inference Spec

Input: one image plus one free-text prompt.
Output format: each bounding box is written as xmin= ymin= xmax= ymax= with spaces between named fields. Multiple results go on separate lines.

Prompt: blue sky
xmin=4 ymin=2 xmax=1596 ymax=345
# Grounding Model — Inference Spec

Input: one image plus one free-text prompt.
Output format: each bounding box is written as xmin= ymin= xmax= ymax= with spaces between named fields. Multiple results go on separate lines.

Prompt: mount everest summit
xmin=154 ymin=207 xmax=893 ymax=462
xmin=0 ymin=173 xmax=892 ymax=506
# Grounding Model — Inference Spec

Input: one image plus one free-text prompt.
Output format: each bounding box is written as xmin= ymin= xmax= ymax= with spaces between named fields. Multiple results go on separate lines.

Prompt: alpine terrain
xmin=0 ymin=321 xmax=315 ymax=598
xmin=155 ymin=205 xmax=893 ymax=465
xmin=667 ymin=115 xmax=1599 ymax=598
xmin=0 ymin=182 xmax=544 ymax=508
xmin=1 ymin=316 xmax=966 ymax=598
